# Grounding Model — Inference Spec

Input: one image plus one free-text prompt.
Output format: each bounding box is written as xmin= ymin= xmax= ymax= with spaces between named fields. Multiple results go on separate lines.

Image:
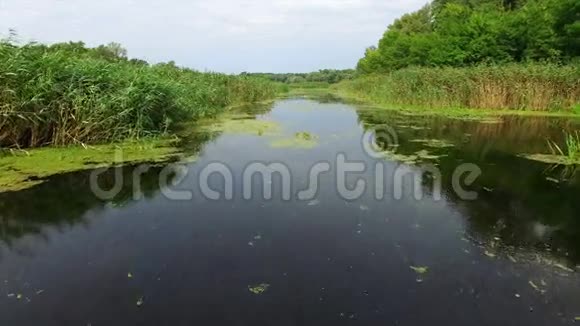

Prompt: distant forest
xmin=243 ymin=69 xmax=355 ymax=84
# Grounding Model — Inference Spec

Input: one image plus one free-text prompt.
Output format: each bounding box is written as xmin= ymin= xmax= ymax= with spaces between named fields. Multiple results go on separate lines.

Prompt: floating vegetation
xmin=520 ymin=154 xmax=576 ymax=165
xmin=414 ymin=150 xmax=446 ymax=160
xmin=248 ymin=283 xmax=270 ymax=295
xmin=383 ymin=152 xmax=419 ymax=165
xmin=554 ymin=263 xmax=574 ymax=273
xmin=307 ymin=199 xmax=320 ymax=206
xmin=270 ymin=132 xmax=319 ymax=149
xmin=464 ymin=117 xmax=504 ymax=124
xmin=410 ymin=266 xmax=429 ymax=274
xmin=382 ymin=148 xmax=446 ymax=165
xmin=201 ymin=118 xmax=281 ymax=136
xmin=484 ymin=251 xmax=497 ymax=258
xmin=0 ymin=139 xmax=181 ymax=192
xmin=398 ymin=125 xmax=430 ymax=130
xmin=409 ymin=139 xmax=455 ymax=148
xmin=528 ymin=280 xmax=547 ymax=294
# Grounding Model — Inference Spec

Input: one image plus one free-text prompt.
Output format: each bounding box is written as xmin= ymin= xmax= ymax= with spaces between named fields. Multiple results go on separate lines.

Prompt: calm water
xmin=1 ymin=97 xmax=580 ymax=325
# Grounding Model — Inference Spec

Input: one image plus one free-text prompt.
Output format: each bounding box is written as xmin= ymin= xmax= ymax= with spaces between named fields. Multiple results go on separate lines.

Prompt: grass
xmin=548 ymin=132 xmax=580 ymax=163
xmin=335 ymin=64 xmax=580 ymax=115
xmin=0 ymin=41 xmax=278 ymax=148
xmin=521 ymin=132 xmax=580 ymax=166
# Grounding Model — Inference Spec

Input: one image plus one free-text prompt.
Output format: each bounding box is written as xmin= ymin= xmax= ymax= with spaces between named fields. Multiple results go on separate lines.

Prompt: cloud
xmin=0 ymin=0 xmax=427 ymax=72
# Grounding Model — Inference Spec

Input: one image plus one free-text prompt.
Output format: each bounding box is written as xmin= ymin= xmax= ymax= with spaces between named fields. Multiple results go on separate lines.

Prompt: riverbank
xmin=2 ymin=97 xmax=580 ymax=326
xmin=0 ymin=41 xmax=279 ymax=149
xmin=334 ymin=64 xmax=580 ymax=119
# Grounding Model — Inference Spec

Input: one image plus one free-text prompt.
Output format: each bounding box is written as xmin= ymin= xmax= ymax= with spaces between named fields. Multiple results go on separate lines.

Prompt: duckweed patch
xmin=410 ymin=266 xmax=429 ymax=274
xmin=415 ymin=150 xmax=446 ymax=160
xmin=201 ymin=117 xmax=281 ymax=136
xmin=383 ymin=152 xmax=419 ymax=165
xmin=0 ymin=139 xmax=180 ymax=192
xmin=248 ymin=283 xmax=270 ymax=295
xmin=409 ymin=139 xmax=455 ymax=148
xmin=382 ymin=149 xmax=446 ymax=165
xmin=270 ymin=132 xmax=319 ymax=149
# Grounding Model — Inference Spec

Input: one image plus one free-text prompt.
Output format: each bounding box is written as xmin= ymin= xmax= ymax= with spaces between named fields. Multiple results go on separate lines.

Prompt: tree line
xmin=357 ymin=0 xmax=579 ymax=73
xmin=243 ymin=69 xmax=355 ymax=84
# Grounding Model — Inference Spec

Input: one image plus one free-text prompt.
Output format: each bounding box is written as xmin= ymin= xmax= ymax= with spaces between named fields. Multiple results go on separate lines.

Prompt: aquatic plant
xmin=547 ymin=131 xmax=580 ymax=164
xmin=270 ymin=131 xmax=319 ymax=149
xmin=0 ymin=40 xmax=278 ymax=148
xmin=0 ymin=139 xmax=182 ymax=192
xmin=248 ymin=283 xmax=270 ymax=295
xmin=336 ymin=64 xmax=580 ymax=112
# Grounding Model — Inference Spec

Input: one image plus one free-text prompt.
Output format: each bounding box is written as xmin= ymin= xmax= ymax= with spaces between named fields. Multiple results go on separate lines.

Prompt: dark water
xmin=1 ymin=97 xmax=580 ymax=325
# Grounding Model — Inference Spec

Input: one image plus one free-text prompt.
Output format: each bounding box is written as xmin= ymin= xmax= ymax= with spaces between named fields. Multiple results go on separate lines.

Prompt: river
xmin=1 ymin=96 xmax=579 ymax=325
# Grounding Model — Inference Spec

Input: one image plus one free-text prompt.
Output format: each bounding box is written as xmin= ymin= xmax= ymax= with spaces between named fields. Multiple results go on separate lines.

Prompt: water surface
xmin=1 ymin=97 xmax=579 ymax=325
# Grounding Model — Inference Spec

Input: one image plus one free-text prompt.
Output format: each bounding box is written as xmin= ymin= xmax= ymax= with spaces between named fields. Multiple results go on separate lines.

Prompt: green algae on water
xmin=270 ymin=132 xmax=319 ymax=149
xmin=409 ymin=139 xmax=455 ymax=148
xmin=383 ymin=152 xmax=419 ymax=165
xmin=0 ymin=139 xmax=180 ymax=193
xmin=382 ymin=149 xmax=446 ymax=165
xmin=414 ymin=150 xmax=447 ymax=160
xmin=200 ymin=117 xmax=280 ymax=136
xmin=248 ymin=283 xmax=270 ymax=295
xmin=410 ymin=266 xmax=429 ymax=274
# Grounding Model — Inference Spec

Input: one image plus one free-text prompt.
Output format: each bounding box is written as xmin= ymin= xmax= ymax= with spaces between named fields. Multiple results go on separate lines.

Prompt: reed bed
xmin=0 ymin=42 xmax=277 ymax=148
xmin=337 ymin=64 xmax=580 ymax=112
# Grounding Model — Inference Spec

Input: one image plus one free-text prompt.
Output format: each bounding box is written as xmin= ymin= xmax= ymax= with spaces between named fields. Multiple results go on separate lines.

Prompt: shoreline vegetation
xmin=0 ymin=139 xmax=182 ymax=192
xmin=0 ymin=39 xmax=280 ymax=149
xmin=332 ymin=64 xmax=580 ymax=118
xmin=338 ymin=0 xmax=580 ymax=115
xmin=263 ymin=0 xmax=580 ymax=115
xmin=1 ymin=0 xmax=579 ymax=192
xmin=0 ymin=39 xmax=281 ymax=192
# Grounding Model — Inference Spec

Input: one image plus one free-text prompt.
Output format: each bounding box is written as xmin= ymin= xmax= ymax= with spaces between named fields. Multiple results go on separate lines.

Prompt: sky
xmin=0 ymin=0 xmax=427 ymax=73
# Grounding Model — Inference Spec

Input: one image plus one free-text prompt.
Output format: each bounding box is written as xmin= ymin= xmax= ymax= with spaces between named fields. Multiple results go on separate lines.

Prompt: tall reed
xmin=0 ymin=42 xmax=277 ymax=148
xmin=548 ymin=132 xmax=580 ymax=163
xmin=337 ymin=64 xmax=580 ymax=112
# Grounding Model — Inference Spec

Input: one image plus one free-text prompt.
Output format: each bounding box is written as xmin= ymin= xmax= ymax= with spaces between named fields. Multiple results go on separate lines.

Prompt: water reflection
xmin=0 ymin=97 xmax=579 ymax=325
xmin=0 ymin=166 xmax=173 ymax=246
xmin=360 ymin=109 xmax=580 ymax=264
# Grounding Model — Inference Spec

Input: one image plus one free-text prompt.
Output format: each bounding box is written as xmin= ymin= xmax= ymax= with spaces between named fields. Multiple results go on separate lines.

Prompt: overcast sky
xmin=0 ymin=0 xmax=426 ymax=73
